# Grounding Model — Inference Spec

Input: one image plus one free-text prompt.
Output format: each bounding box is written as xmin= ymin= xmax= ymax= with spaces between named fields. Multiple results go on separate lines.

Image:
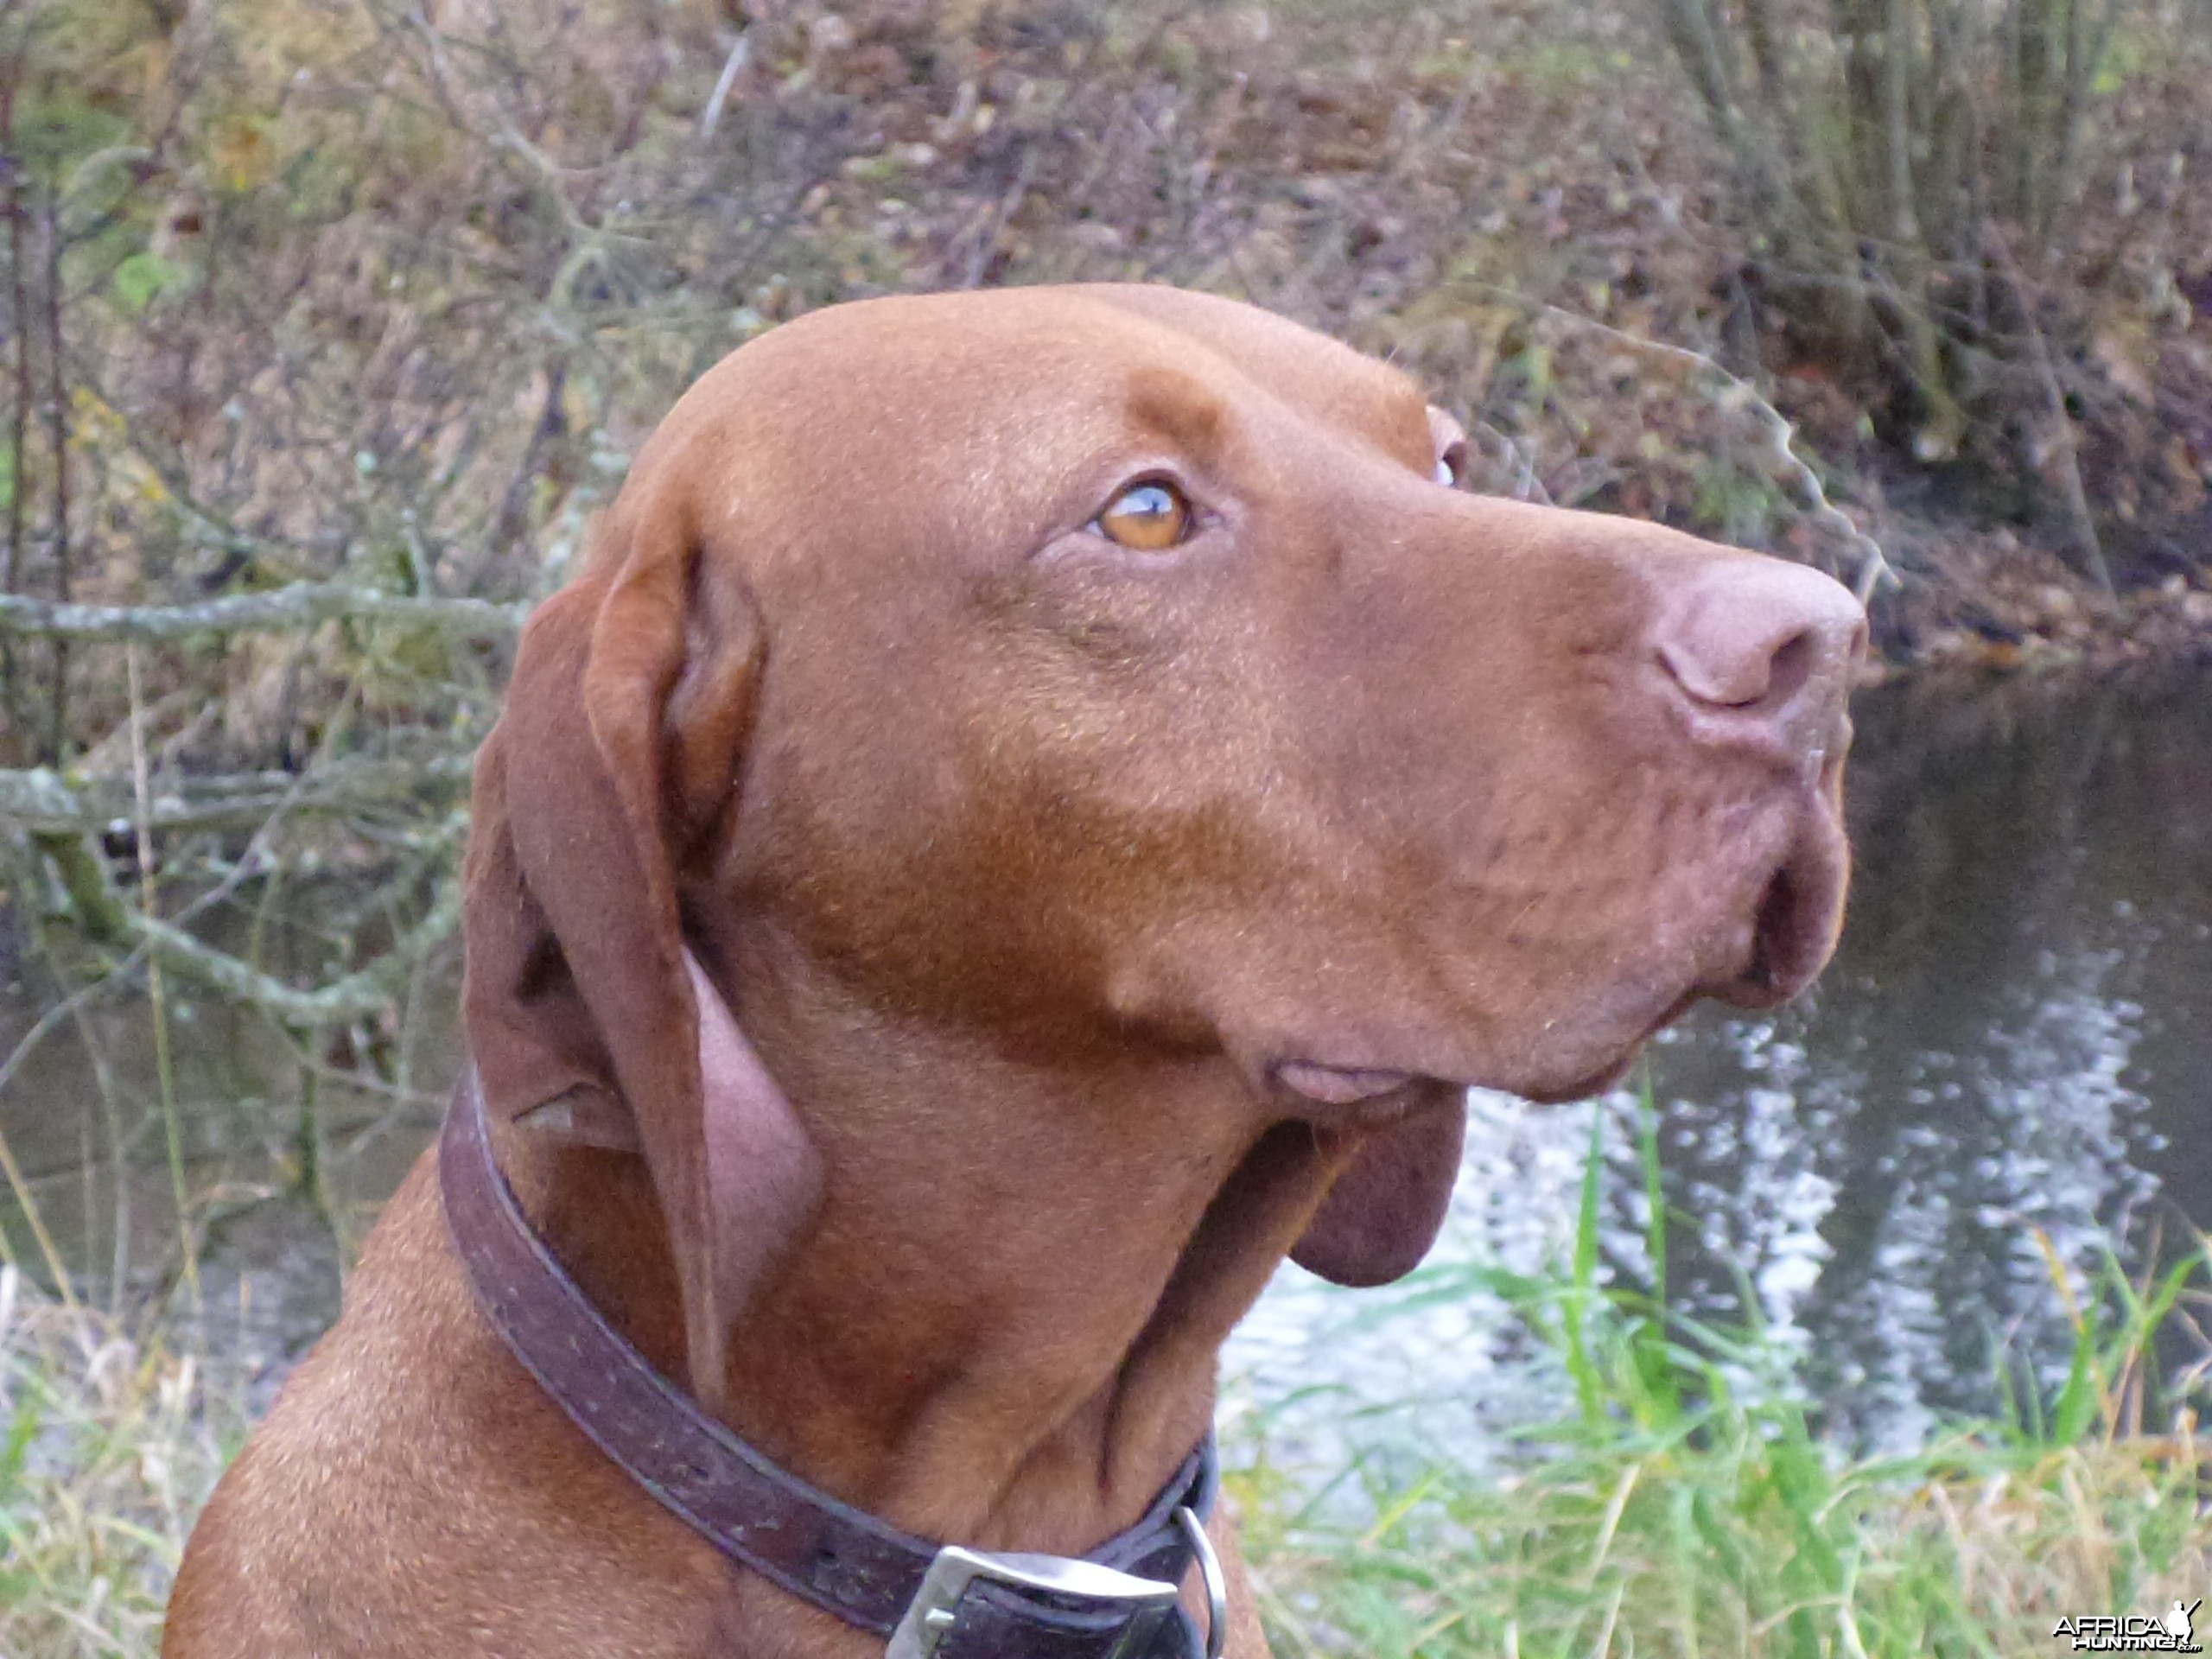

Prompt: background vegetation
xmin=2 ymin=0 xmax=2210 ymax=1653
xmin=1232 ymin=1090 xmax=2212 ymax=1658
xmin=0 ymin=0 xmax=2205 ymax=1103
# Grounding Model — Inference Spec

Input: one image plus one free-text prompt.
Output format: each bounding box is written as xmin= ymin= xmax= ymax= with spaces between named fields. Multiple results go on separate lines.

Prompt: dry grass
xmin=0 ymin=1268 xmax=244 ymax=1659
xmin=1241 ymin=1427 xmax=2212 ymax=1658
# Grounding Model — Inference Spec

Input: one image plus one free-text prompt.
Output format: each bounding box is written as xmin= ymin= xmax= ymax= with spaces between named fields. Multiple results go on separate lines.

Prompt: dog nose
xmin=1655 ymin=558 xmax=1865 ymax=759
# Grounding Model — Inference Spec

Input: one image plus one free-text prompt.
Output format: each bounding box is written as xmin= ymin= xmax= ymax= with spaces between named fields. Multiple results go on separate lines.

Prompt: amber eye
xmin=1094 ymin=480 xmax=1192 ymax=551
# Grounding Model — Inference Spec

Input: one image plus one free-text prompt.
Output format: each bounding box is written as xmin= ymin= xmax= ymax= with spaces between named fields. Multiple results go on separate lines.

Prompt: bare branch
xmin=133 ymin=877 xmax=462 ymax=1027
xmin=0 ymin=582 xmax=527 ymax=643
xmin=1537 ymin=305 xmax=1898 ymax=601
xmin=27 ymin=817 xmax=467 ymax=1028
xmin=0 ymin=753 xmax=475 ymax=835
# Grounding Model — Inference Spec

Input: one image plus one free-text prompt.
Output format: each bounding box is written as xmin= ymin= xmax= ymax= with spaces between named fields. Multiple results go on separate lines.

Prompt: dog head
xmin=461 ymin=285 xmax=1862 ymax=1391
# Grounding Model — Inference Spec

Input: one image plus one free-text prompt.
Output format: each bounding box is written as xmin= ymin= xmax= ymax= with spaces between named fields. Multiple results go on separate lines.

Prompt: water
xmin=1229 ymin=665 xmax=2212 ymax=1469
xmin=6 ymin=667 xmax=2212 ymax=1452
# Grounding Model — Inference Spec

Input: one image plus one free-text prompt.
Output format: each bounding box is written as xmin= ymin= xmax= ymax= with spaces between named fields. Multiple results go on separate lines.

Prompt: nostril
xmin=1660 ymin=626 xmax=1815 ymax=712
xmin=1655 ymin=559 xmax=1863 ymax=732
xmin=1760 ymin=629 xmax=1815 ymax=713
xmin=1656 ymin=627 xmax=1805 ymax=711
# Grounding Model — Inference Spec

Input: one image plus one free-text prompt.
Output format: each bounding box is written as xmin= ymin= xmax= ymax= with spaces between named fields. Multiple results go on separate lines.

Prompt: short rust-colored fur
xmin=166 ymin=285 xmax=1858 ymax=1659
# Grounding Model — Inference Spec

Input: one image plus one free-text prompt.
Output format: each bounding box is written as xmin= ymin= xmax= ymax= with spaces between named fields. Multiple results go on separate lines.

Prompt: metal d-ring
xmin=1174 ymin=1506 xmax=1228 ymax=1659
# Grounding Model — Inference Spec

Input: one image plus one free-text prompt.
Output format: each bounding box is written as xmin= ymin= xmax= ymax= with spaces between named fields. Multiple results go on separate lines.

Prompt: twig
xmin=28 ymin=818 xmax=466 ymax=1027
xmin=23 ymin=903 xmax=136 ymax=1306
xmin=403 ymin=2 xmax=649 ymax=321
xmin=129 ymin=642 xmax=199 ymax=1311
xmin=41 ymin=177 xmax=67 ymax=757
xmin=0 ymin=1128 xmax=78 ymax=1310
xmin=143 ymin=468 xmax=313 ymax=571
xmin=0 ymin=723 xmax=423 ymax=1100
xmin=1536 ymin=303 xmax=1897 ymax=602
xmin=0 ymin=581 xmax=527 ymax=642
xmin=1 ymin=63 xmax=28 ymax=732
xmin=1983 ymin=218 xmax=2113 ymax=597
xmin=699 ymin=30 xmax=750 ymax=141
xmin=133 ymin=864 xmax=463 ymax=1026
xmin=1469 ymin=421 xmax=1554 ymax=505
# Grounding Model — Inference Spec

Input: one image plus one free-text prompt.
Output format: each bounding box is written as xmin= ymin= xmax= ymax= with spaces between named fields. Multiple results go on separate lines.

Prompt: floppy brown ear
xmin=1288 ymin=1107 xmax=1465 ymax=1287
xmin=462 ymin=480 xmax=817 ymax=1404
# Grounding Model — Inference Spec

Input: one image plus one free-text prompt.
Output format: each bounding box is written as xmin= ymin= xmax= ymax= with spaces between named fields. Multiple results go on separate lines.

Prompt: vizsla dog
xmin=166 ymin=285 xmax=1863 ymax=1659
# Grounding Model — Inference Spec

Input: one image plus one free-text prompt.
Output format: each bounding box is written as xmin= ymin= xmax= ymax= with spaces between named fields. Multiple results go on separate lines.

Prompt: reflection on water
xmin=6 ymin=668 xmax=2212 ymax=1452
xmin=1227 ymin=667 xmax=2212 ymax=1465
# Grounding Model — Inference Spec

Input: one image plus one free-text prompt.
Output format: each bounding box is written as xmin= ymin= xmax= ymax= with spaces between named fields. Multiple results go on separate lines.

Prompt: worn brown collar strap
xmin=439 ymin=1070 xmax=1221 ymax=1659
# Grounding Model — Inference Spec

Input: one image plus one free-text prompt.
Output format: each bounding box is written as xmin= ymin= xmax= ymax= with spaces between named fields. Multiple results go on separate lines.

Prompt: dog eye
xmin=1095 ymin=480 xmax=1192 ymax=551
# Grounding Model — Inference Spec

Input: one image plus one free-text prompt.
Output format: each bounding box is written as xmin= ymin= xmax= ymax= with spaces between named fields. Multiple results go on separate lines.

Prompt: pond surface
xmin=1230 ymin=664 xmax=2212 ymax=1470
xmin=5 ymin=666 xmax=2212 ymax=1458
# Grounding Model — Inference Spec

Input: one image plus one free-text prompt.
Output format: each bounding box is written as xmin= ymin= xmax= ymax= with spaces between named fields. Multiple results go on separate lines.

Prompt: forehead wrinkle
xmin=1123 ymin=367 xmax=1228 ymax=472
xmin=1071 ymin=285 xmax=1435 ymax=469
xmin=1122 ymin=346 xmax=1429 ymax=493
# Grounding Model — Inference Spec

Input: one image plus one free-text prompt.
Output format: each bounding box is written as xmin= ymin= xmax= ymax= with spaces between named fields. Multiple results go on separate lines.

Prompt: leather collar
xmin=439 ymin=1069 xmax=1221 ymax=1659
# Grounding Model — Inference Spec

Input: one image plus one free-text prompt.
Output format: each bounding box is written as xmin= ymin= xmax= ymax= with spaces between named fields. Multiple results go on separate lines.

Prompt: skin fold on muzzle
xmin=162 ymin=283 xmax=1864 ymax=1659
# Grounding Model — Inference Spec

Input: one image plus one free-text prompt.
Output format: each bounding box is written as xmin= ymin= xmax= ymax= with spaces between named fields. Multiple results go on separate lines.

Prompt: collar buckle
xmin=887 ymin=1544 xmax=1181 ymax=1659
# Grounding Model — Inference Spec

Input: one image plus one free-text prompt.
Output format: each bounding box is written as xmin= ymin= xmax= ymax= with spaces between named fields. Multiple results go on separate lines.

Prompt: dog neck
xmin=512 ymin=929 xmax=1339 ymax=1559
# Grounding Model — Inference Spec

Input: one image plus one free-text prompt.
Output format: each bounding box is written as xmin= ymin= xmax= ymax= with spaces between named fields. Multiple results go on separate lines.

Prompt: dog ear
xmin=462 ymin=478 xmax=819 ymax=1406
xmin=1287 ymin=1108 xmax=1465 ymax=1287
